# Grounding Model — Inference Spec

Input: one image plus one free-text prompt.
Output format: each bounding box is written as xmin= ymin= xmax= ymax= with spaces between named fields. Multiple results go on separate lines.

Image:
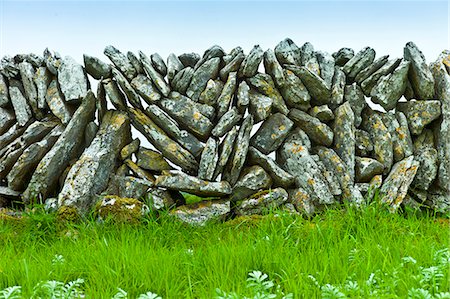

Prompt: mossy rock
xmin=56 ymin=206 xmax=81 ymax=223
xmin=94 ymin=195 xmax=149 ymax=224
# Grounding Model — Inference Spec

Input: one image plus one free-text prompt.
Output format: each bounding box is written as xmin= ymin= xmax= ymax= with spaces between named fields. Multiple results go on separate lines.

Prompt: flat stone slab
xmin=58 ymin=56 xmax=89 ymax=102
xmin=288 ymin=108 xmax=333 ymax=147
xmin=396 ymin=100 xmax=441 ymax=135
xmin=171 ymin=200 xmax=230 ymax=226
xmin=235 ymin=188 xmax=288 ymax=216
xmin=250 ymin=113 xmax=294 ymax=154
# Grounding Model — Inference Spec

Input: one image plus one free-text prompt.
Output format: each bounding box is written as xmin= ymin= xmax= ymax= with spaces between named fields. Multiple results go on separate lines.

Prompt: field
xmin=0 ymin=202 xmax=449 ymax=298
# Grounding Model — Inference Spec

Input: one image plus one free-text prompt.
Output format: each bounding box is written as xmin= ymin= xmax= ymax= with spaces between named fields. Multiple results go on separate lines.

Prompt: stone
xmin=250 ymin=113 xmax=294 ymax=154
xmin=84 ymin=121 xmax=98 ymax=147
xmin=199 ymin=79 xmax=223 ymax=106
xmin=216 ymin=72 xmax=237 ymax=119
xmin=235 ymin=188 xmax=288 ymax=216
xmin=198 ymin=137 xmax=219 ymax=181
xmin=231 ymin=166 xmax=272 ymax=201
xmin=395 ymin=111 xmax=414 ymax=158
xmin=104 ymin=45 xmax=137 ymax=81
xmin=0 ymin=186 xmax=20 ymax=200
xmin=356 ymin=174 xmax=382 ymax=199
xmin=0 ymin=122 xmax=28 ymax=150
xmin=7 ymin=125 xmax=63 ymax=191
xmin=186 ymin=57 xmax=220 ymax=101
xmin=211 ymin=107 xmax=242 ymax=137
xmin=42 ymin=49 xmax=61 ymax=75
xmin=96 ymin=82 xmax=107 ymax=123
xmin=283 ymin=127 xmax=312 ymax=151
xmin=58 ymin=110 xmax=131 ymax=214
xmin=277 ymin=136 xmax=334 ymax=205
xmin=279 ymin=69 xmax=311 ymax=111
xmin=124 ymin=159 xmax=155 ymax=182
xmin=57 ymin=56 xmax=89 ymax=102
xmin=355 ymin=55 xmax=389 ymax=84
xmin=147 ymin=188 xmax=180 ymax=211
xmin=151 ymin=53 xmax=167 ymax=76
xmin=128 ymin=108 xmax=198 ymax=173
xmin=288 ymin=187 xmax=320 ymax=216
xmin=46 ymin=79 xmax=73 ymax=124
xmin=403 ymin=42 xmax=435 ymax=100
xmin=171 ymin=200 xmax=230 ymax=226
xmin=333 ymin=102 xmax=356 ymax=181
xmin=360 ymin=58 xmax=402 ymax=95
xmin=19 ymin=61 xmax=41 ymax=118
xmin=145 ymin=104 xmax=203 ymax=158
xmin=238 ymin=45 xmax=263 ymax=78
xmin=158 ymin=97 xmax=214 ymax=140
xmin=430 ymin=50 xmax=450 ymax=192
xmin=112 ymin=175 xmax=153 ymax=199
xmin=83 ymin=54 xmax=111 ymax=80
xmin=342 ymin=47 xmax=376 ymax=81
xmin=136 ymin=147 xmax=171 ymax=172
xmin=247 ymin=73 xmax=289 ymax=114
xmin=380 ymin=156 xmax=419 ymax=212
xmin=128 ymin=51 xmax=145 ymax=74
xmin=381 ymin=112 xmax=413 ymax=161
xmin=370 ymin=60 xmax=410 ymax=110
xmin=0 ymin=55 xmax=20 ymax=78
xmin=111 ymin=68 xmax=143 ymax=109
xmin=23 ymin=91 xmax=96 ymax=203
xmin=355 ymin=157 xmax=384 ymax=183
xmin=299 ymin=42 xmax=319 ymax=74
xmin=263 ymin=49 xmax=285 ymax=88
xmin=171 ymin=67 xmax=193 ymax=95
xmin=413 ymin=129 xmax=435 ymax=152
xmin=248 ymin=90 xmax=272 ymax=123
xmin=425 ymin=187 xmax=450 ymax=214
xmin=236 ymin=81 xmax=250 ymax=114
xmin=131 ymin=74 xmax=161 ymax=104
xmin=313 ymin=156 xmax=342 ymax=196
xmin=156 ymin=172 xmax=232 ymax=197
xmin=34 ymin=67 xmax=51 ymax=109
xmin=412 ymin=147 xmax=438 ymax=191
xmin=222 ymin=115 xmax=254 ymax=185
xmin=329 ymin=67 xmax=346 ymax=109
xmin=344 ymin=83 xmax=366 ymax=127
xmin=0 ymin=74 xmax=9 ymax=107
xmin=95 ymin=196 xmax=149 ymax=223
xmin=316 ymin=51 xmax=335 ymax=88
xmin=361 ymin=110 xmax=393 ymax=175
xmin=9 ymin=80 xmax=32 ymax=127
xmin=179 ymin=53 xmax=200 ymax=68
xmin=285 ymin=65 xmax=330 ymax=105
xmin=220 ymin=52 xmax=244 ymax=81
xmin=248 ymin=146 xmax=295 ymax=188
xmin=194 ymin=45 xmax=224 ymax=70
xmin=0 ymin=108 xmax=15 ymax=135
xmin=308 ymin=105 xmax=334 ymax=123
xmin=120 ymin=139 xmax=140 ymax=160
xmin=288 ymin=108 xmax=333 ymax=146
xmin=167 ymin=53 xmax=184 ymax=82
xmin=333 ymin=47 xmax=354 ymax=66
xmin=213 ymin=126 xmax=239 ymax=180
xmin=102 ymin=78 xmax=127 ymax=110
xmin=355 ymin=129 xmax=373 ymax=157
xmin=396 ymin=100 xmax=441 ymax=135
xmin=140 ymin=51 xmax=170 ymax=97
xmin=274 ymin=38 xmax=301 ymax=66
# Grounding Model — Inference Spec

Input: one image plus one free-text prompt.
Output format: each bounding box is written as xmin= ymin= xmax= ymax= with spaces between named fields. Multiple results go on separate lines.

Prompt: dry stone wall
xmin=0 ymin=40 xmax=449 ymax=225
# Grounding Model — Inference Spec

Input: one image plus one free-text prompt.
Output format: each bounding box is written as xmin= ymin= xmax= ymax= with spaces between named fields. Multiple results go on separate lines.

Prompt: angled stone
xmin=131 ymin=74 xmax=161 ymax=104
xmin=198 ymin=137 xmax=219 ymax=181
xmin=83 ymin=54 xmax=111 ymax=80
xmin=104 ymin=45 xmax=137 ymax=80
xmin=238 ymin=45 xmax=263 ymax=78
xmin=251 ymin=113 xmax=293 ymax=154
xmin=288 ymin=108 xmax=333 ymax=146
xmin=396 ymin=100 xmax=441 ymax=135
xmin=403 ymin=42 xmax=435 ymax=100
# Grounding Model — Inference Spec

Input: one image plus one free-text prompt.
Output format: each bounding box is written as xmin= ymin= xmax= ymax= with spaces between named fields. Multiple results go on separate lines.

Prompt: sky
xmin=0 ymin=0 xmax=449 ymax=65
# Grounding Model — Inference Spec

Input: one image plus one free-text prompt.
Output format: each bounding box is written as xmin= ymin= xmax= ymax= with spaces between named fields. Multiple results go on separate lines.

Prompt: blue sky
xmin=0 ymin=1 xmax=448 ymax=65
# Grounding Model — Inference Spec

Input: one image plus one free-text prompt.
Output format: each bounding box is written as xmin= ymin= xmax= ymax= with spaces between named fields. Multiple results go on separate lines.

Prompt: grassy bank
xmin=0 ymin=204 xmax=449 ymax=298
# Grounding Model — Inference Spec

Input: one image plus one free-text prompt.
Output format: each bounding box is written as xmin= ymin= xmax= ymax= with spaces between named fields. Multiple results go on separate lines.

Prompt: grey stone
xmin=412 ymin=147 xmax=438 ymax=191
xmin=395 ymin=111 xmax=414 ymax=158
xmin=247 ymin=73 xmax=289 ymax=114
xmin=83 ymin=54 xmax=111 ymax=80
xmin=396 ymin=100 xmax=441 ymax=135
xmin=104 ymin=45 xmax=137 ymax=80
xmin=115 ymin=176 xmax=153 ymax=199
xmin=84 ymin=121 xmax=98 ymax=147
xmin=360 ymin=58 xmax=401 ymax=95
xmin=167 ymin=53 xmax=184 ymax=82
xmin=381 ymin=112 xmax=413 ymax=161
xmin=355 ymin=157 xmax=384 ymax=183
xmin=23 ymin=91 xmax=96 ymax=203
xmin=380 ymin=156 xmax=419 ymax=212
xmin=179 ymin=53 xmax=201 ymax=68
xmin=194 ymin=45 xmax=225 ymax=70
xmin=355 ymin=55 xmax=389 ymax=84
xmin=251 ymin=113 xmax=294 ymax=154
xmin=288 ymin=108 xmax=333 ymax=146
xmin=42 ymin=49 xmax=61 ymax=75
xmin=333 ymin=102 xmax=355 ymax=181
xmin=248 ymin=90 xmax=272 ymax=123
xmin=285 ymin=65 xmax=330 ymax=105
xmin=308 ymin=105 xmax=334 ymax=123
xmin=147 ymin=188 xmax=180 ymax=211
xmin=344 ymin=83 xmax=366 ymax=127
xmin=355 ymin=129 xmax=373 ymax=157
xmin=198 ymin=137 xmax=219 ymax=181
xmin=111 ymin=68 xmax=143 ymax=109
xmin=313 ymin=156 xmax=342 ymax=196
xmin=299 ymin=42 xmax=319 ymax=74
xmin=120 ymin=139 xmax=140 ymax=160
xmin=0 ymin=186 xmax=20 ymax=200
xmin=199 ymin=79 xmax=223 ymax=106
xmin=151 ymin=53 xmax=167 ymax=76
xmin=222 ymin=115 xmax=254 ymax=185
xmin=220 ymin=52 xmax=244 ymax=81
xmin=0 ymin=55 xmax=20 ymax=78
xmin=332 ymin=47 xmax=354 ymax=66
xmin=34 ymin=67 xmax=51 ymax=109
xmin=280 ymin=69 xmax=311 ymax=111
xmin=403 ymin=42 xmax=435 ymax=99
xmin=248 ymin=146 xmax=294 ymax=188
xmin=128 ymin=108 xmax=198 ymax=173
xmin=425 ymin=186 xmax=450 ymax=214
xmin=356 ymin=174 xmax=382 ymax=200
xmin=46 ymin=79 xmax=73 ymax=124
xmin=171 ymin=200 xmax=230 ymax=226
xmin=413 ymin=129 xmax=435 ymax=152
xmin=263 ymin=49 xmax=285 ymax=88
xmin=0 ymin=108 xmax=15 ymax=135
xmin=127 ymin=51 xmax=144 ymax=74
xmin=236 ymin=81 xmax=250 ymax=114
xmin=212 ymin=107 xmax=242 ymax=137
xmin=216 ymin=72 xmax=237 ymax=119
xmin=156 ymin=171 xmax=232 ymax=197
xmin=131 ymin=74 xmax=162 ymax=104
xmin=370 ymin=60 xmax=410 ymax=110
xmin=124 ymin=159 xmax=156 ymax=182
xmin=316 ymin=51 xmax=335 ymax=88
xmin=102 ymin=78 xmax=127 ymax=110
xmin=169 ymin=91 xmax=215 ymax=120
xmin=171 ymin=67 xmax=193 ymax=95
xmin=213 ymin=126 xmax=238 ymax=180
xmin=136 ymin=147 xmax=171 ymax=172
xmin=274 ymin=38 xmax=301 ymax=66
xmin=282 ymin=127 xmax=312 ymax=150
xmin=57 ymin=56 xmax=89 ymax=102
xmin=404 ymin=79 xmax=415 ymax=100
xmin=9 ymin=80 xmax=32 ymax=126
xmin=329 ymin=67 xmax=346 ymax=109
xmin=231 ymin=165 xmax=272 ymax=201
xmin=19 ymin=61 xmax=41 ymax=118
xmin=145 ymin=104 xmax=203 ymax=158
xmin=288 ymin=187 xmax=320 ymax=216
xmin=0 ymin=122 xmax=28 ymax=150
xmin=186 ymin=57 xmax=220 ymax=101
xmin=238 ymin=45 xmax=263 ymax=78
xmin=342 ymin=47 xmax=376 ymax=81
xmin=0 ymin=74 xmax=9 ymax=107
xmin=140 ymin=51 xmax=170 ymax=97
xmin=235 ymin=187 xmax=288 ymax=216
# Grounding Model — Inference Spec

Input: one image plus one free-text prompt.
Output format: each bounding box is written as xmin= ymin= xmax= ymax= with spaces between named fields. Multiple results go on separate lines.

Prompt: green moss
xmin=94 ymin=195 xmax=145 ymax=224
xmin=56 ymin=206 xmax=81 ymax=223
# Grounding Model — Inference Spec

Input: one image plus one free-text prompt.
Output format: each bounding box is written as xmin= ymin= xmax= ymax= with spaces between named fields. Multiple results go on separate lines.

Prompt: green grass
xmin=0 ymin=202 xmax=449 ymax=298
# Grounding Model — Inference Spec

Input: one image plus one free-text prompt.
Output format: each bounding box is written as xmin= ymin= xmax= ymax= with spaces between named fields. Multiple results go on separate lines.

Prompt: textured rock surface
xmin=235 ymin=188 xmax=288 ymax=216
xmin=250 ymin=113 xmax=294 ymax=154
xmin=198 ymin=137 xmax=219 ymax=181
xmin=288 ymin=108 xmax=333 ymax=146
xmin=136 ymin=147 xmax=171 ymax=173
xmin=403 ymin=42 xmax=435 ymax=99
xmin=171 ymin=200 xmax=230 ymax=226
xmin=333 ymin=102 xmax=356 ymax=181
xmin=104 ymin=45 xmax=136 ymax=81
xmin=186 ymin=57 xmax=220 ymax=101
xmin=286 ymin=65 xmax=330 ymax=105
xmin=355 ymin=157 xmax=384 ymax=183
xmin=83 ymin=54 xmax=111 ymax=80
xmin=231 ymin=165 xmax=272 ymax=201
xmin=396 ymin=100 xmax=441 ymax=135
